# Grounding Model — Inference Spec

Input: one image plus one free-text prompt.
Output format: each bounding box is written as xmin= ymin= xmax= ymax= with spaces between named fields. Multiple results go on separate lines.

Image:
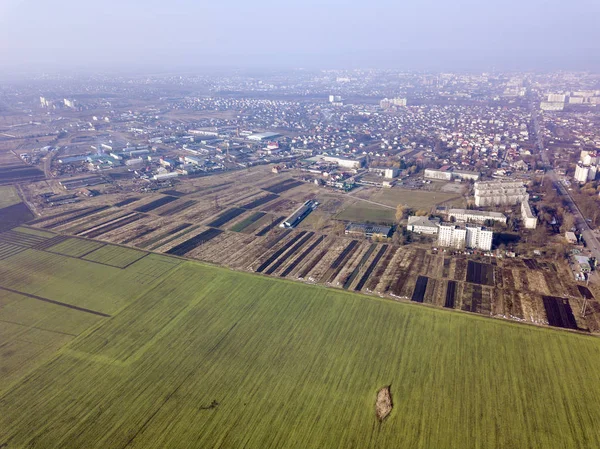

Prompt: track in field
xmin=342 ymin=244 xmax=377 ymax=289
xmin=280 ymin=235 xmax=326 ymax=278
xmin=256 ymin=231 xmax=308 ymax=273
xmin=354 ymin=245 xmax=388 ymax=291
xmin=264 ymin=232 xmax=314 ymax=275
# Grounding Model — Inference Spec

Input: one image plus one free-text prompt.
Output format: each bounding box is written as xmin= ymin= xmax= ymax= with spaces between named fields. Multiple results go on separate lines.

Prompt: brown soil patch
xmin=376 ymin=385 xmax=393 ymax=422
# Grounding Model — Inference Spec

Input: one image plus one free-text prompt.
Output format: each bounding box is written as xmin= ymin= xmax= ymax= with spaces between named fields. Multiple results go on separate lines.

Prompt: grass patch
xmin=0 ymin=185 xmax=21 ymax=209
xmin=336 ymin=202 xmax=396 ymax=224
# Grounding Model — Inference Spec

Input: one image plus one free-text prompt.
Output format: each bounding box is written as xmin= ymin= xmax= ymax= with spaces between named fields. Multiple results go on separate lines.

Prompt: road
xmin=530 ymin=105 xmax=600 ymax=260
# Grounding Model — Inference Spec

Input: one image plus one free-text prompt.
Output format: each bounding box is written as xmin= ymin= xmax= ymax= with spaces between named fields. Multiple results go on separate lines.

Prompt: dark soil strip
xmin=256 ymin=216 xmax=285 ymax=236
xmin=0 ymin=245 xmax=26 ymax=260
xmin=121 ymin=227 xmax=159 ymax=245
xmin=166 ymin=228 xmax=223 ymax=256
xmin=161 ymin=190 xmax=186 ymax=197
xmin=264 ymin=232 xmax=314 ymax=275
xmin=0 ymin=230 xmax=47 ymax=247
xmin=263 ymin=179 xmax=304 ymax=194
xmin=240 ymin=193 xmax=279 ymax=210
xmin=331 ymin=240 xmax=359 ymax=270
xmin=159 ymin=200 xmax=197 ymax=217
xmin=466 ymin=260 xmax=494 ymax=286
xmin=114 ymin=197 xmax=140 ymax=207
xmin=343 ymin=244 xmax=377 ymax=289
xmin=298 ymin=248 xmax=328 ymax=279
xmin=411 ymin=276 xmax=429 ymax=303
xmin=264 ymin=230 xmax=291 ymax=249
xmin=0 ymin=286 xmax=110 ymax=317
xmin=442 ymin=258 xmax=451 ymax=278
xmin=445 ymin=281 xmax=457 ymax=308
xmin=578 ymin=285 xmax=595 ymax=300
xmin=0 ymin=203 xmax=34 ymax=232
xmin=355 ymin=245 xmax=388 ymax=291
xmin=137 ymin=223 xmax=192 ymax=249
xmin=230 ymin=212 xmax=266 ymax=232
xmin=326 ymin=241 xmax=360 ymax=283
xmin=256 ymin=232 xmax=307 ymax=273
xmin=470 ymin=285 xmax=483 ymax=313
xmin=84 ymin=214 xmax=144 ymax=239
xmin=364 ymin=247 xmax=396 ymax=292
xmin=28 ymin=206 xmax=91 ymax=225
xmin=134 ymin=196 xmax=178 ymax=213
xmin=45 ymin=206 xmax=111 ymax=229
xmin=207 ymin=208 xmax=246 ymax=228
xmin=542 ymin=296 xmax=578 ymax=329
xmin=148 ymin=225 xmax=198 ymax=251
xmin=280 ymin=235 xmax=326 ymax=277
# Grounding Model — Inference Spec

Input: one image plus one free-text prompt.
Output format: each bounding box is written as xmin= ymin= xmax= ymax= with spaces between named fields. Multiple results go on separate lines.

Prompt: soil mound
xmin=376 ymin=385 xmax=393 ymax=421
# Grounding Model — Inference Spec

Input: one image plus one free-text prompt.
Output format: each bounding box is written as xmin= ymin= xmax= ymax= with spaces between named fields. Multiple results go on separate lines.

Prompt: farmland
xmin=2 ymin=229 xmax=600 ymax=448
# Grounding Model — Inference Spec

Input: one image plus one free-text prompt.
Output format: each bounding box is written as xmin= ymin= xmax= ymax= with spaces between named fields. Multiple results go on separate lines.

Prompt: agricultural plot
xmin=3 ymin=255 xmax=600 ymax=448
xmin=114 ymin=197 xmax=141 ymax=207
xmin=134 ymin=195 xmax=179 ymax=213
xmin=230 ymin=212 xmax=266 ymax=232
xmin=206 ymin=207 xmax=246 ymax=227
xmin=466 ymin=260 xmax=495 ymax=286
xmin=263 ymin=178 xmax=304 ymax=193
xmin=240 ymin=193 xmax=279 ymax=210
xmin=255 ymin=216 xmax=285 ymax=236
xmin=370 ymin=187 xmax=462 ymax=210
xmin=0 ymin=202 xmax=34 ymax=232
xmin=166 ymin=228 xmax=223 ymax=257
xmin=82 ymin=245 xmax=148 ymax=269
xmin=46 ymin=237 xmax=105 ymax=258
xmin=0 ymin=185 xmax=20 ymax=209
xmin=542 ymin=296 xmax=578 ymax=329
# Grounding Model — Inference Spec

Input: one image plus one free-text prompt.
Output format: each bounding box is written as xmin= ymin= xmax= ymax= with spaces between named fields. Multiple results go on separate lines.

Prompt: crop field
xmin=3 ymin=236 xmax=600 ymax=448
xmin=370 ymin=187 xmax=463 ymax=210
xmin=0 ymin=185 xmax=20 ymax=209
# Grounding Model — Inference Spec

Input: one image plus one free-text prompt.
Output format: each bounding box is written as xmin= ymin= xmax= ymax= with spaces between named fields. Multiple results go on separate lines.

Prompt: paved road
xmin=530 ymin=105 xmax=600 ymax=259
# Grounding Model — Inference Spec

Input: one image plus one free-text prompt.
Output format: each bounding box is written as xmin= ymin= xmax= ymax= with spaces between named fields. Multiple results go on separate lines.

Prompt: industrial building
xmin=521 ymin=199 xmax=537 ymax=229
xmin=321 ymin=155 xmax=365 ymax=169
xmin=446 ymin=209 xmax=507 ymax=225
xmin=474 ymin=180 xmax=528 ymax=207
xmin=345 ymin=223 xmax=392 ymax=239
xmin=280 ymin=200 xmax=318 ymax=228
xmin=438 ymin=223 xmax=493 ymax=251
xmin=406 ymin=216 xmax=440 ymax=234
xmin=424 ymin=167 xmax=480 ymax=182
xmin=247 ymin=132 xmax=282 ymax=142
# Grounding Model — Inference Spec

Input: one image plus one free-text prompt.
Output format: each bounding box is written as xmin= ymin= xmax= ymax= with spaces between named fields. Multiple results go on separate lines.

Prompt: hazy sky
xmin=0 ymin=0 xmax=599 ymax=72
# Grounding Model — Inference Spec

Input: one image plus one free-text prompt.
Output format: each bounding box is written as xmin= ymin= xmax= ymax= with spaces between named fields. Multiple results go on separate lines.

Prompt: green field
xmin=0 ymin=185 xmax=21 ymax=209
xmin=2 ymin=228 xmax=600 ymax=448
xmin=336 ymin=201 xmax=396 ymax=224
xmin=372 ymin=187 xmax=463 ymax=209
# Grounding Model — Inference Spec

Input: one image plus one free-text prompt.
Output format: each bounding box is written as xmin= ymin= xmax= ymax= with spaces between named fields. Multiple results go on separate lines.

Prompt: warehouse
xmin=248 ymin=132 xmax=282 ymax=142
xmin=280 ymin=200 xmax=318 ymax=228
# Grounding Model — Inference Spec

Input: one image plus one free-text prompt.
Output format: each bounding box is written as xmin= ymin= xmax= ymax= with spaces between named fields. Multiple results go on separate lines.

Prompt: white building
xmin=424 ymin=168 xmax=452 ymax=181
xmin=438 ymin=223 xmax=493 ymax=251
xmin=540 ymin=102 xmax=564 ymax=111
xmin=574 ymin=163 xmax=597 ymax=183
xmin=63 ymin=98 xmax=76 ymax=108
xmin=521 ymin=199 xmax=537 ymax=229
xmin=407 ymin=216 xmax=440 ymax=234
xmin=322 ymin=155 xmax=365 ymax=169
xmin=447 ymin=208 xmax=507 ymax=224
xmin=547 ymin=93 xmax=566 ymax=103
xmin=474 ymin=180 xmax=528 ymax=207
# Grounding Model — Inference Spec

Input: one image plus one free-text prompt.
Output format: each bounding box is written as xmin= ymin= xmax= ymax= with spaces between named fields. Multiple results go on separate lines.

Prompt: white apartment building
xmin=438 ymin=223 xmax=493 ymax=251
xmin=547 ymin=93 xmax=566 ymax=103
xmin=424 ymin=168 xmax=480 ymax=182
xmin=474 ymin=180 xmax=528 ymax=207
xmin=521 ymin=199 xmax=537 ymax=229
xmin=447 ymin=208 xmax=507 ymax=224
xmin=574 ymin=163 xmax=597 ymax=183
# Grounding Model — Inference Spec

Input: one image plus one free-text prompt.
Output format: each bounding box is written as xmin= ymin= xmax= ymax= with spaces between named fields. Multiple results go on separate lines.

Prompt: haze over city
xmin=1 ymin=0 xmax=599 ymax=72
